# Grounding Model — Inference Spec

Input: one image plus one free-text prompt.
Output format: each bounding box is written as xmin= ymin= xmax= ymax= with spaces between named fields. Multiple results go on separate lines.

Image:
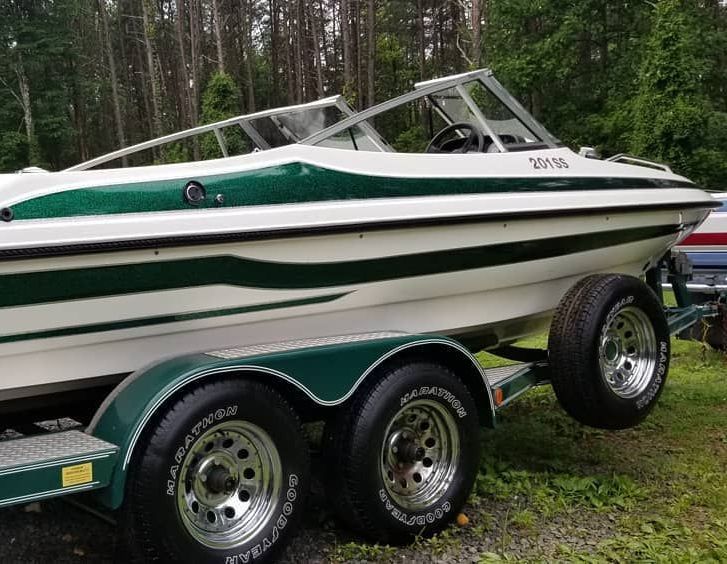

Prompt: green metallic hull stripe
xmin=0 ymin=293 xmax=347 ymax=344
xmin=12 ymin=162 xmax=696 ymax=220
xmin=0 ymin=224 xmax=678 ymax=308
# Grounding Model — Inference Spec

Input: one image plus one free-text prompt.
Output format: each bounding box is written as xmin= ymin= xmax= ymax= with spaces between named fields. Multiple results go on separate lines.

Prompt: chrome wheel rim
xmin=381 ymin=399 xmax=459 ymax=510
xmin=177 ymin=421 xmax=281 ymax=549
xmin=599 ymin=305 xmax=657 ymax=399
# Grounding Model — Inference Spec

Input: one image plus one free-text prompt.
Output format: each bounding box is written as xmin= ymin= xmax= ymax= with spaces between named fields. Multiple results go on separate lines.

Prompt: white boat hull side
xmin=0 ymin=204 xmax=695 ymax=398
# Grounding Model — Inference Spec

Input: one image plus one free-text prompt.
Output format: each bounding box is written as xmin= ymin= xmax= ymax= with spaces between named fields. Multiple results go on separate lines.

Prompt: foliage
xmin=199 ymin=71 xmax=249 ymax=160
xmin=486 ymin=0 xmax=727 ymax=189
xmin=329 ymin=541 xmax=396 ymax=562
xmin=392 ymin=125 xmax=428 ymax=153
xmin=0 ymin=131 xmax=28 ymax=172
xmin=630 ymin=0 xmax=716 ymax=184
xmin=474 ymin=460 xmax=645 ymax=514
xmin=0 ymin=1 xmax=726 ymax=190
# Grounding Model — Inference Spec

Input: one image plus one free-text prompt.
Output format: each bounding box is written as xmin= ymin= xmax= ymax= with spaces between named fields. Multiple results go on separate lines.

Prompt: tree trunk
xmin=211 ymin=0 xmax=225 ymax=72
xmin=294 ymin=0 xmax=303 ymax=102
xmin=189 ymin=0 xmax=202 ymax=157
xmin=367 ymin=0 xmax=375 ymax=106
xmin=282 ymin=2 xmax=295 ymax=103
xmin=310 ymin=2 xmax=325 ymax=98
xmin=15 ymin=52 xmax=39 ymax=165
xmin=244 ymin=0 xmax=256 ymax=112
xmin=98 ymin=0 xmax=128 ymax=165
xmin=269 ymin=0 xmax=280 ymax=107
xmin=342 ymin=0 xmax=353 ymax=92
xmin=175 ymin=0 xmax=192 ymax=131
xmin=471 ymin=0 xmax=481 ymax=68
xmin=417 ymin=0 xmax=425 ymax=80
xmin=319 ymin=0 xmax=329 ymax=79
xmin=141 ymin=0 xmax=163 ymax=143
xmin=354 ymin=0 xmax=363 ymax=108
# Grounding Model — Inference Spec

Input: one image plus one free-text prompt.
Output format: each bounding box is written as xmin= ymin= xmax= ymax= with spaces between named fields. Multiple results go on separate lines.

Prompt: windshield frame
xmin=67 ymin=96 xmax=361 ymax=171
xmin=301 ymin=69 xmax=561 ymax=152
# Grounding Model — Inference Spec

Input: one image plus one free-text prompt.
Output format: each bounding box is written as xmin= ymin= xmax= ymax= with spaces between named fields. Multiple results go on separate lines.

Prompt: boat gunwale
xmin=0 ymin=199 xmax=715 ymax=262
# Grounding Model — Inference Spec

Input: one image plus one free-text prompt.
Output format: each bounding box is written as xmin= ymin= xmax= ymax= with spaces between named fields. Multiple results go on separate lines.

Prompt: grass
xmin=469 ymin=336 xmax=727 ymax=562
xmin=329 ymin=542 xmax=397 ymax=562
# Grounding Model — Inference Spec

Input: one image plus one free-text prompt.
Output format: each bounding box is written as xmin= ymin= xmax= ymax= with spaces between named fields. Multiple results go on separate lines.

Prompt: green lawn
xmin=329 ymin=336 xmax=727 ymax=563
xmin=471 ymin=336 xmax=727 ymax=562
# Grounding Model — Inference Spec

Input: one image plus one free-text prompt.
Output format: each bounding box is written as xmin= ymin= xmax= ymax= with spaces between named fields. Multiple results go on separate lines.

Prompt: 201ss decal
xmin=529 ymin=157 xmax=569 ymax=170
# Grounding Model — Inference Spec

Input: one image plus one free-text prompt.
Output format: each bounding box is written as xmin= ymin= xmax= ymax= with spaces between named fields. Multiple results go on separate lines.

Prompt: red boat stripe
xmin=682 ymin=233 xmax=727 ymax=246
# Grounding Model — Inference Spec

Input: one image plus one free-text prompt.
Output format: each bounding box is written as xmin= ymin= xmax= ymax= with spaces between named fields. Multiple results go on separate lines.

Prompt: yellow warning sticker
xmin=61 ymin=463 xmax=93 ymax=487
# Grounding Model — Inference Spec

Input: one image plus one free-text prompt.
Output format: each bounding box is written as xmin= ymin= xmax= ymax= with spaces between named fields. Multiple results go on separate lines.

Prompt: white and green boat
xmin=0 ymin=69 xmax=720 ymax=563
xmin=0 ymin=70 xmax=714 ymax=413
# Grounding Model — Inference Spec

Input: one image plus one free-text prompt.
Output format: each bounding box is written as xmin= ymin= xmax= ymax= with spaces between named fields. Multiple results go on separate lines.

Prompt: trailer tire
xmin=122 ymin=378 xmax=309 ymax=564
xmin=323 ymin=362 xmax=480 ymax=543
xmin=549 ymin=274 xmax=670 ymax=429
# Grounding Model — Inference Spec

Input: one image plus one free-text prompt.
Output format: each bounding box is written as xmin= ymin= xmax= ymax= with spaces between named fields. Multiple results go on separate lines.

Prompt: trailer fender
xmin=87 ymin=332 xmax=493 ymax=509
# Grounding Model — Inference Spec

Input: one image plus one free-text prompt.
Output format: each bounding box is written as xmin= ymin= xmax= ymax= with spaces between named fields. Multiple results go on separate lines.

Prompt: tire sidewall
xmin=133 ymin=380 xmax=307 ymax=564
xmin=587 ymin=278 xmax=670 ymax=422
xmin=353 ymin=364 xmax=480 ymax=537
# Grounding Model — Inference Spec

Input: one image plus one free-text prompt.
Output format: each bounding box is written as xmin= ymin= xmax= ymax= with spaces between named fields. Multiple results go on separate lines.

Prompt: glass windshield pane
xmin=427 ymin=87 xmax=473 ymax=124
xmin=428 ymin=82 xmax=541 ymax=146
xmin=316 ymin=124 xmax=381 ymax=151
xmin=463 ymin=81 xmax=542 ymax=145
xmin=319 ymin=98 xmax=449 ymax=153
xmin=311 ymin=78 xmax=547 ymax=154
xmin=251 ymin=106 xmax=346 ymax=148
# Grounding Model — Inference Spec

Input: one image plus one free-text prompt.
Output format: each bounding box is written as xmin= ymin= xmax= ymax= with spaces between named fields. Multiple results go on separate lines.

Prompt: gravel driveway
xmin=0 ymin=486 xmax=612 ymax=563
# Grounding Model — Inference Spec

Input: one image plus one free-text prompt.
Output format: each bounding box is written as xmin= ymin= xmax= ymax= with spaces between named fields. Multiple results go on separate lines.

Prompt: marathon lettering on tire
xmin=378 ymin=488 xmax=452 ymax=527
xmin=166 ymin=405 xmax=238 ymax=496
xmin=400 ymin=386 xmax=467 ymax=418
xmin=223 ymin=474 xmax=299 ymax=564
xmin=604 ymin=295 xmax=635 ymax=329
xmin=636 ymin=340 xmax=668 ymax=410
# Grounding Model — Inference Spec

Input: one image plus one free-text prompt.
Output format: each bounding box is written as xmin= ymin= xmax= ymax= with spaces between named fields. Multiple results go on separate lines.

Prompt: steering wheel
xmin=426 ymin=122 xmax=485 ymax=154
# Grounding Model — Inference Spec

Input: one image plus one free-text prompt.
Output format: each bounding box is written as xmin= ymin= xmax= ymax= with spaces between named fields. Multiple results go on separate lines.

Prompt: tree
xmin=630 ymin=0 xmax=716 ymax=184
xmin=98 ymin=0 xmax=128 ymax=166
xmin=141 ymin=0 xmax=163 ymax=142
xmin=199 ymin=71 xmax=247 ymax=159
xmin=0 ymin=0 xmax=726 ymax=178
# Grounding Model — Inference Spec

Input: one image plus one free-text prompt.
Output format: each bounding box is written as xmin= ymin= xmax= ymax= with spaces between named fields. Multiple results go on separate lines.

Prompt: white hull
xmin=0 ymin=196 xmax=703 ymax=400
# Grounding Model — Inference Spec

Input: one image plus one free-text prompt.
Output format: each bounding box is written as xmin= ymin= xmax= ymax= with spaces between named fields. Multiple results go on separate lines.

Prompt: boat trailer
xmin=0 ymin=258 xmax=719 ymax=561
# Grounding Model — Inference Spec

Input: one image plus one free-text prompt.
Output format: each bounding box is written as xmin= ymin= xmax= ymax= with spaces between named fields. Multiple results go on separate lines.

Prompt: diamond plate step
xmin=485 ymin=363 xmax=533 ymax=388
xmin=485 ymin=362 xmax=549 ymax=409
xmin=0 ymin=430 xmax=119 ymax=508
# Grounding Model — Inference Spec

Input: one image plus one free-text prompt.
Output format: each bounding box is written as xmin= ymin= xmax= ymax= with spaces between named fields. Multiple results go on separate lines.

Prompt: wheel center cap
xmin=205 ymin=465 xmax=237 ymax=495
xmin=604 ymin=338 xmax=620 ymax=363
xmin=395 ymin=438 xmax=425 ymax=463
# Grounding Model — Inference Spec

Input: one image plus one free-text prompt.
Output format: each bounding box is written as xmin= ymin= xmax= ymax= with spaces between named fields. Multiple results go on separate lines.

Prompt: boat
xmin=665 ymin=192 xmax=727 ymax=349
xmin=0 ymin=69 xmax=716 ymax=419
xmin=676 ymin=192 xmax=727 ymax=292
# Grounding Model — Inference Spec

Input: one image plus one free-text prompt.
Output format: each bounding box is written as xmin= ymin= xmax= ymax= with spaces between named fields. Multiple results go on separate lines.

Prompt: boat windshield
xmin=67 ymin=96 xmax=358 ymax=171
xmin=303 ymin=69 xmax=560 ymax=154
xmin=249 ymin=105 xmax=349 ymax=148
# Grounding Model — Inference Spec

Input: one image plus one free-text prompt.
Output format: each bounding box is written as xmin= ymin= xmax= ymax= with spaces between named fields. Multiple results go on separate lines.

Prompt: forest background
xmin=1 ymin=0 xmax=726 ymax=189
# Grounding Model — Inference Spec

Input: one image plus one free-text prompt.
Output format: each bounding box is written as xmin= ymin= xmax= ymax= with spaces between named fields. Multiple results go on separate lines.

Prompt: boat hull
xmin=0 ymin=201 xmax=706 ymax=400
